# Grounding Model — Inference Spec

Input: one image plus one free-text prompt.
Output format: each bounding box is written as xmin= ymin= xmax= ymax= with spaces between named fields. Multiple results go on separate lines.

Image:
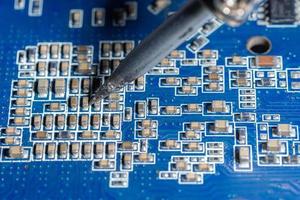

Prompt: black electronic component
xmin=268 ymin=0 xmax=296 ymax=25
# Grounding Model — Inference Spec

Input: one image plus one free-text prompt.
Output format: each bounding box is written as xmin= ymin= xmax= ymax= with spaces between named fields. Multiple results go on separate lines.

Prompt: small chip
xmin=94 ymin=143 xmax=104 ymax=157
xmin=17 ymin=89 xmax=30 ymax=97
xmin=135 ymin=76 xmax=145 ymax=90
xmin=104 ymin=130 xmax=119 ymax=139
xmin=292 ymin=82 xmax=300 ymax=90
xmin=211 ymin=100 xmax=227 ymax=113
xmin=187 ymin=142 xmax=200 ymax=151
xmin=267 ymin=140 xmax=281 ymax=152
xmin=237 ymin=147 xmax=250 ymax=167
xmin=47 ymin=143 xmax=56 ymax=159
xmin=5 ymin=127 xmax=20 ymax=136
xmin=184 ymin=130 xmax=199 ymax=139
xmin=186 ymin=77 xmax=199 ymax=85
xmin=189 ymin=122 xmax=202 ymax=131
xmin=101 ymin=43 xmax=111 ymax=57
xmin=124 ymin=42 xmax=134 ymax=55
xmin=71 ymin=143 xmax=80 ymax=157
xmin=17 ymin=80 xmax=30 ymax=88
xmin=124 ymin=108 xmax=132 ymax=121
xmin=56 ymin=115 xmax=65 ymax=129
xmin=14 ymin=107 xmax=28 ymax=116
xmin=213 ymin=120 xmax=229 ymax=132
xmin=58 ymin=143 xmax=68 ymax=158
xmin=148 ymin=0 xmax=171 ymax=15
xmin=169 ymin=50 xmax=184 ymax=59
xmin=208 ymin=82 xmax=220 ymax=91
xmin=68 ymin=115 xmax=77 ymax=129
xmin=276 ymin=124 xmax=292 ymax=136
xmin=92 ymin=8 xmax=106 ymax=27
xmin=175 ymin=160 xmax=188 ymax=171
xmin=165 ymin=106 xmax=180 ymax=115
xmin=235 ymin=78 xmax=249 ymax=87
xmin=37 ymin=79 xmax=48 ymax=97
xmin=81 ymin=97 xmax=89 ymax=110
xmin=149 ymin=99 xmax=158 ymax=115
xmin=106 ymin=143 xmax=116 ymax=158
xmin=140 ymin=120 xmax=155 ymax=129
xmin=69 ymin=96 xmax=78 ymax=110
xmin=232 ymin=56 xmax=245 ymax=65
xmin=56 ymin=131 xmax=74 ymax=140
xmin=37 ymin=61 xmax=47 ymax=76
xmin=48 ymin=62 xmax=58 ymax=76
xmin=208 ymin=73 xmax=220 ymax=81
xmin=96 ymin=159 xmax=111 ymax=168
xmin=4 ymin=137 xmax=16 ymax=145
xmin=80 ymin=115 xmax=89 ymax=129
xmin=122 ymin=153 xmax=132 ymax=168
xmin=113 ymin=43 xmax=123 ymax=57
xmin=268 ymin=0 xmax=296 ymax=25
xmin=138 ymin=153 xmax=152 ymax=162
xmin=200 ymin=49 xmax=216 ymax=59
xmin=54 ymin=79 xmax=65 ymax=97
xmin=49 ymin=103 xmax=63 ymax=111
xmin=255 ymin=56 xmax=278 ymax=67
xmin=44 ymin=114 xmax=53 ymax=129
xmin=8 ymin=146 xmax=24 ymax=158
xmin=164 ymin=140 xmax=178 ymax=149
xmin=13 ymin=117 xmax=27 ymax=126
xmin=50 ymin=44 xmax=59 ymax=59
xmin=60 ymin=61 xmax=69 ymax=76
xmin=91 ymin=114 xmax=101 ymax=129
xmin=33 ymin=115 xmax=42 ymax=130
xmin=14 ymin=0 xmax=26 ymax=10
xmin=206 ymin=66 xmax=220 ymax=73
xmin=164 ymin=77 xmax=180 ymax=85
xmin=15 ymin=98 xmax=28 ymax=107
xmin=291 ymin=71 xmax=300 ymax=79
xmin=69 ymin=9 xmax=83 ymax=28
xmin=35 ymin=131 xmax=48 ymax=139
xmin=62 ymin=44 xmax=71 ymax=59
xmin=120 ymin=142 xmax=133 ymax=151
xmin=180 ymin=86 xmax=195 ymax=94
xmin=111 ymin=114 xmax=120 ymax=129
xmin=113 ymin=8 xmax=127 ymax=27
xmin=76 ymin=62 xmax=91 ymax=74
xmin=184 ymin=173 xmax=199 ymax=182
xmin=82 ymin=79 xmax=90 ymax=93
xmin=136 ymin=102 xmax=145 ymax=117
xmin=139 ymin=129 xmax=155 ymax=138
xmin=34 ymin=143 xmax=44 ymax=158
xmin=82 ymin=143 xmax=93 ymax=158
xmin=125 ymin=1 xmax=138 ymax=20
xmin=186 ymin=104 xmax=200 ymax=112
xmin=29 ymin=0 xmax=43 ymax=16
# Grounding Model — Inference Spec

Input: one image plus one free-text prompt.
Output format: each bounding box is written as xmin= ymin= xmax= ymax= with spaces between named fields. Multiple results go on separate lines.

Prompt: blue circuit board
xmin=1 ymin=0 xmax=300 ymax=199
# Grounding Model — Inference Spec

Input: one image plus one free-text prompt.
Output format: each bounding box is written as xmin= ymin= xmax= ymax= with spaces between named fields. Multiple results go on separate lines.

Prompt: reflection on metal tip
xmin=89 ymin=96 xmax=98 ymax=105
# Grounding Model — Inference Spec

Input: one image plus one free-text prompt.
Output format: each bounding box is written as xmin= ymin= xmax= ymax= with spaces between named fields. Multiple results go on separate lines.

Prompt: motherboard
xmin=1 ymin=0 xmax=300 ymax=199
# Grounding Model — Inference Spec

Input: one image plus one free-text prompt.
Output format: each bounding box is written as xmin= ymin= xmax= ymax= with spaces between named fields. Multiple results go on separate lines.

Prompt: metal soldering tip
xmin=89 ymin=86 xmax=111 ymax=105
xmin=90 ymin=79 xmax=120 ymax=105
xmin=89 ymin=95 xmax=99 ymax=106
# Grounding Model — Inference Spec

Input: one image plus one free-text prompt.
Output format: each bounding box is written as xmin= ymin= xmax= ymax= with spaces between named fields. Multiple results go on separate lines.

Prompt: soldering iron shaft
xmin=91 ymin=0 xmax=215 ymax=102
xmin=91 ymin=0 xmax=263 ymax=103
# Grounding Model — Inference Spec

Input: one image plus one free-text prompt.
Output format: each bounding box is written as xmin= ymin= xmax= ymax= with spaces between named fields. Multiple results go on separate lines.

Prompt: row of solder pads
xmin=5 ymin=141 xmax=153 ymax=171
xmin=31 ymin=112 xmax=121 ymax=131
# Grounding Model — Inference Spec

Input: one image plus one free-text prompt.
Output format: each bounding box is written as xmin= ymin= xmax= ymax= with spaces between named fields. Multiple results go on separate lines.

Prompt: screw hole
xmin=247 ymin=36 xmax=272 ymax=54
